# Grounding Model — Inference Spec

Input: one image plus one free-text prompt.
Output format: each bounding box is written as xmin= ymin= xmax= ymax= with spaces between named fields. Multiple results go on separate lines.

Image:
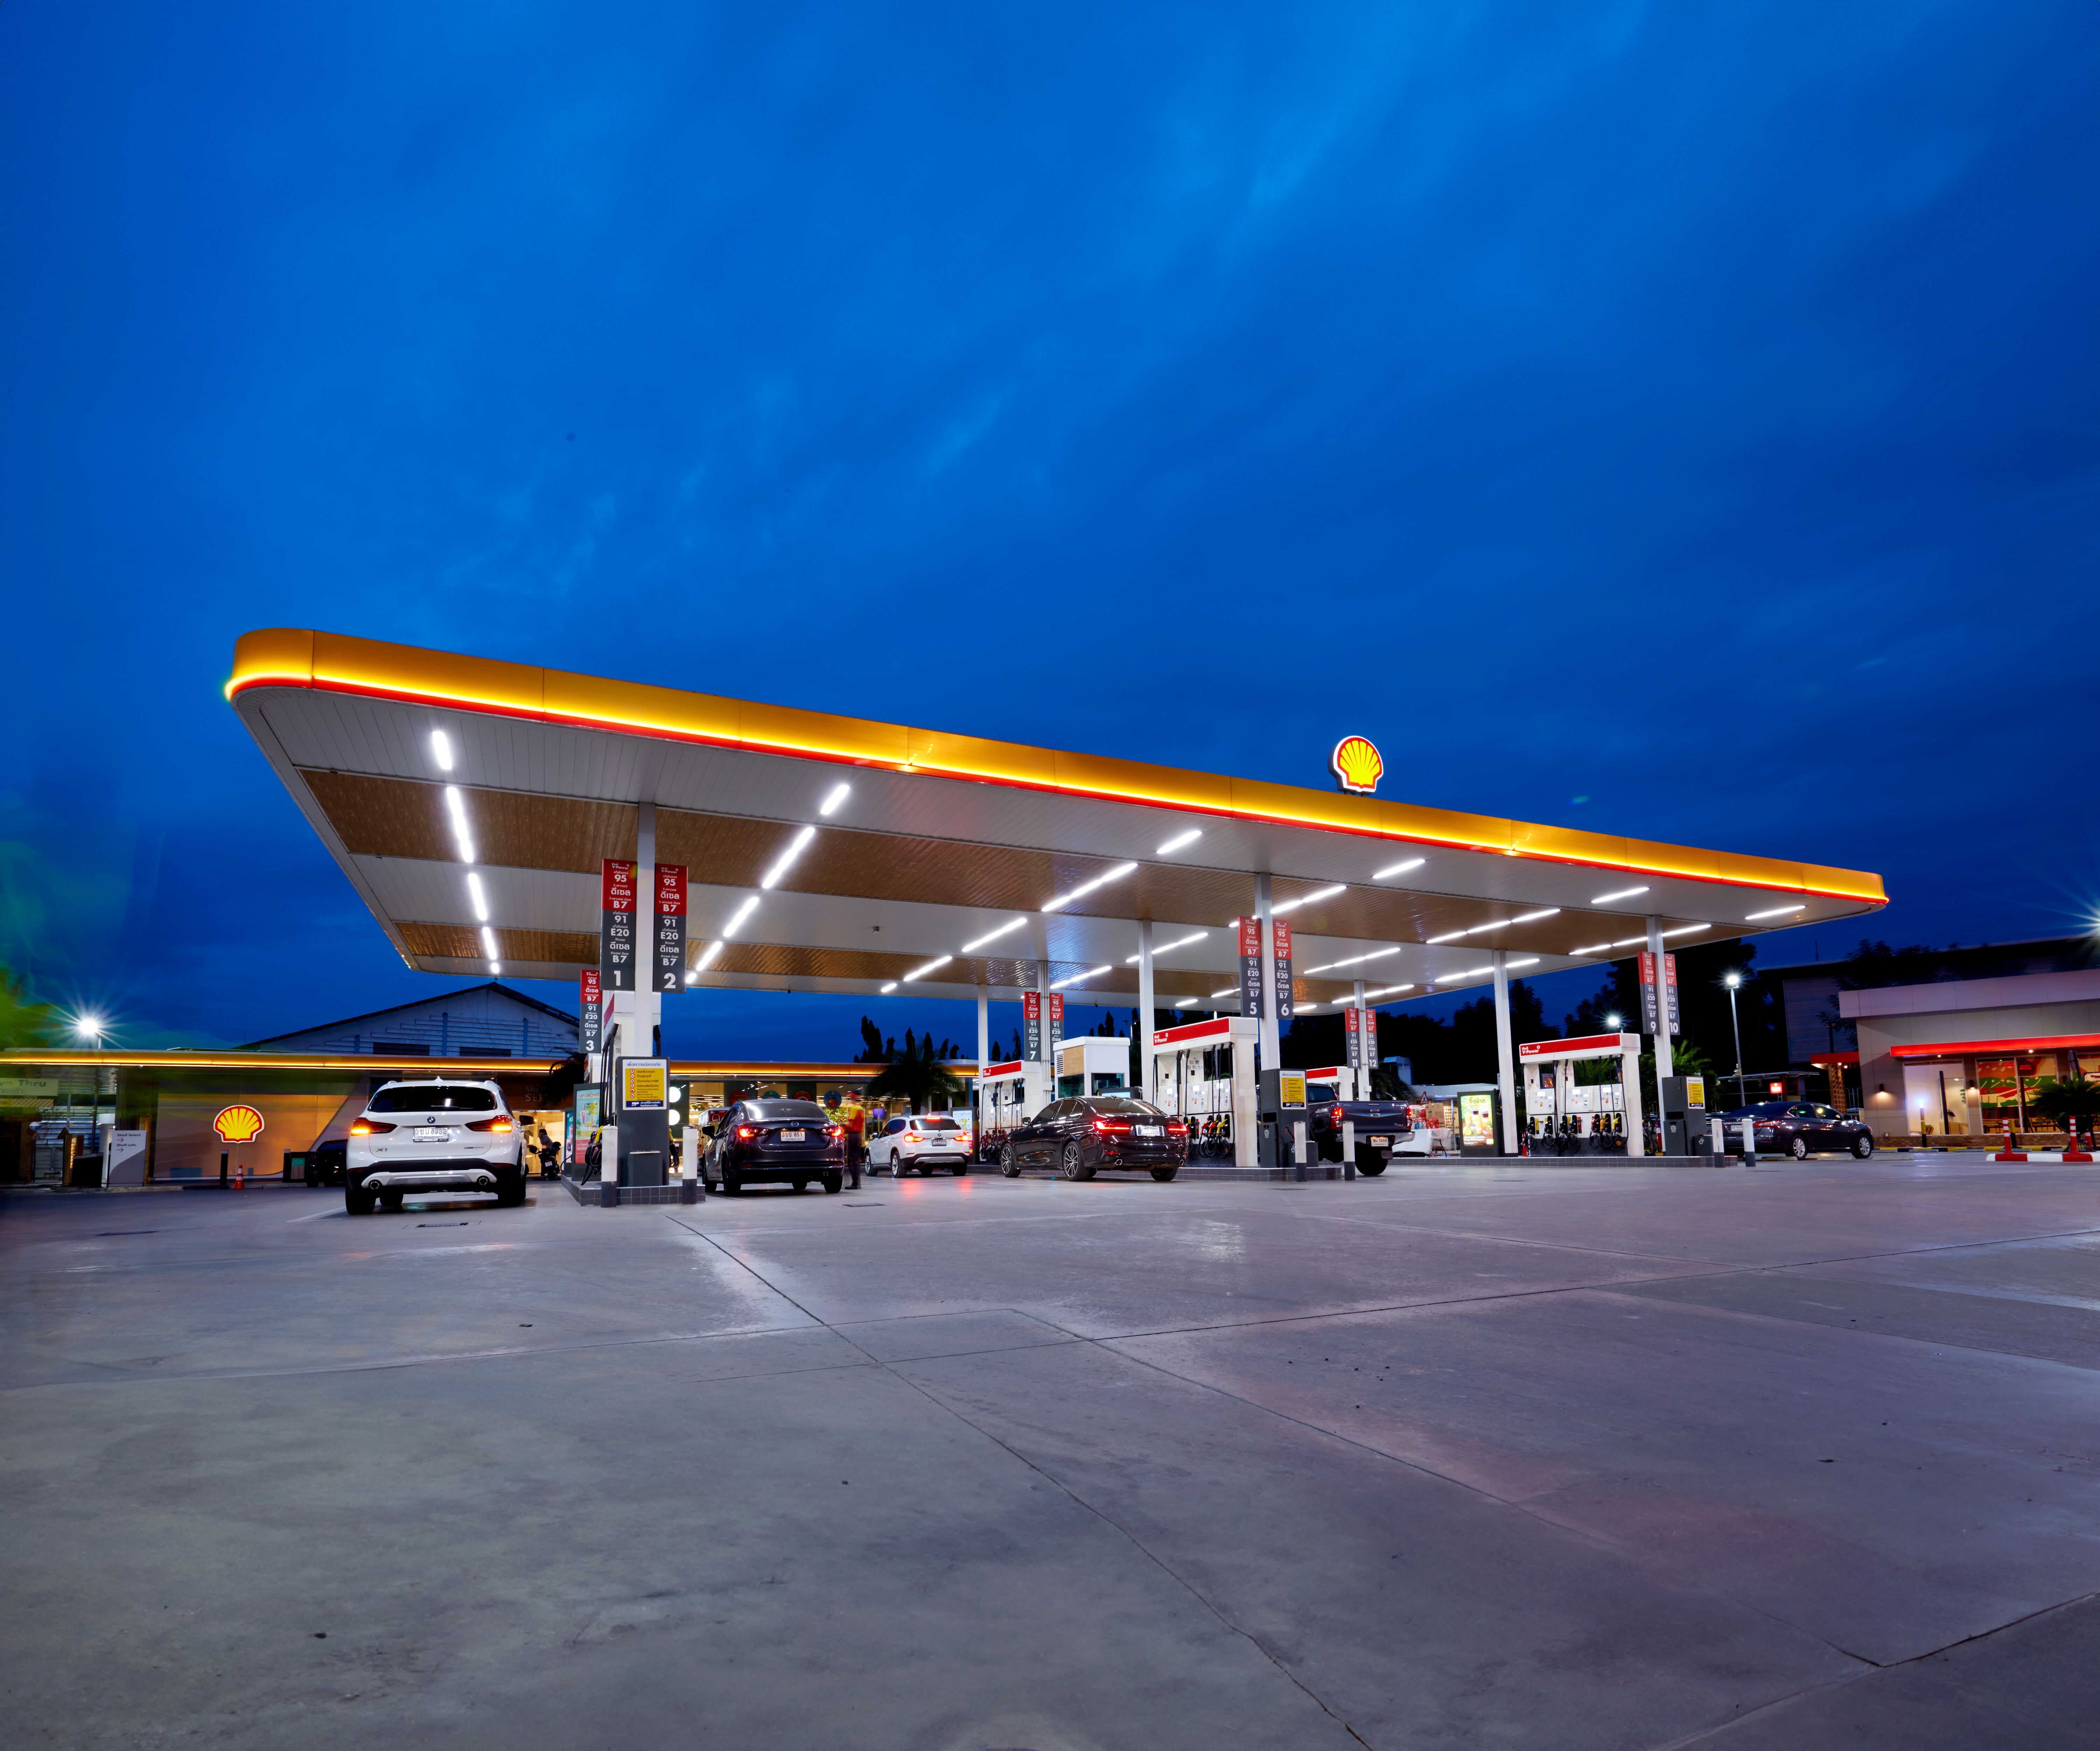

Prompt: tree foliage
xmin=863 ymin=1030 xmax=963 ymax=1112
xmin=2030 ymin=1077 xmax=2100 ymax=1131
xmin=0 ymin=969 xmax=58 ymax=1051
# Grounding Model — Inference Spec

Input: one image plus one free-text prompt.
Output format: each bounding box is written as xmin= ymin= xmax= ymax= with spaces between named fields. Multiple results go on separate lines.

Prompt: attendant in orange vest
xmin=836 ymin=1091 xmax=867 ymax=1189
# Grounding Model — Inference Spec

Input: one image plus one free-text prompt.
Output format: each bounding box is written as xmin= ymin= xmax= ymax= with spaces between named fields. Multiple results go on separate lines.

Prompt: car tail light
xmin=467 ymin=1117 xmax=513 ymax=1133
xmin=1167 ymin=1122 xmax=1188 ymax=1135
xmin=1092 ymin=1119 xmax=1132 ymax=1134
xmin=349 ymin=1121 xmax=393 ymax=1136
xmin=827 ymin=1125 xmax=844 ymax=1139
xmin=736 ymin=1125 xmax=756 ymax=1140
xmin=905 ymin=1132 xmax=920 ymax=1143
xmin=1331 ymin=1104 xmax=1344 ymax=1125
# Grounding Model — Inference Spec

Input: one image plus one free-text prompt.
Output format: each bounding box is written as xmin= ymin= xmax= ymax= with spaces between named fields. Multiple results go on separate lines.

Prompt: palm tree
xmin=2030 ymin=1076 xmax=2099 ymax=1137
xmin=864 ymin=1032 xmax=962 ymax=1113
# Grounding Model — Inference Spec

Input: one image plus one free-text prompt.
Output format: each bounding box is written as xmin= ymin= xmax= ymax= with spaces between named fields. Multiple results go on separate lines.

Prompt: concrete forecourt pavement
xmin=4 ymin=1155 xmax=2097 ymax=1749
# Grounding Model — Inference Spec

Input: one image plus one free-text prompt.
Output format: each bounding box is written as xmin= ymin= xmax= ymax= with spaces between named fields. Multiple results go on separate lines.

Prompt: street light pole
xmin=1724 ymin=975 xmax=1745 ymax=1109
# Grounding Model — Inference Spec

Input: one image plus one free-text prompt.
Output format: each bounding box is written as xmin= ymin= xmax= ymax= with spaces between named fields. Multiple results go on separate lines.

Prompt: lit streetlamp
xmin=1723 ymin=974 xmax=1746 ymax=1109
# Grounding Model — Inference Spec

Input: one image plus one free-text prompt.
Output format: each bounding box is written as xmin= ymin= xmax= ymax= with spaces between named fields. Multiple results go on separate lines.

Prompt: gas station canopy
xmin=228 ymin=630 xmax=1886 ymax=1010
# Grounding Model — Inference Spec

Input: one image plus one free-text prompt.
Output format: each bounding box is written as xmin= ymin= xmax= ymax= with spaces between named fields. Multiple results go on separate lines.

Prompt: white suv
xmin=345 ymin=1079 xmax=526 ymax=1214
xmin=868 ymin=1114 xmax=971 ymax=1177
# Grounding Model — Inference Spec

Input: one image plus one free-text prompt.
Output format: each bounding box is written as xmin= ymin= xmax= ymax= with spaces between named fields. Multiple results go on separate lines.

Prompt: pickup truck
xmin=1304 ymin=1078 xmax=1424 ymax=1174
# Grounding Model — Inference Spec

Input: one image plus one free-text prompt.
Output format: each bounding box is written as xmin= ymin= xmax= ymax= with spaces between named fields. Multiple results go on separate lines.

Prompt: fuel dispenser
xmin=612 ymin=1055 xmax=670 ymax=1186
xmin=1518 ymin=1033 xmax=1649 ymax=1158
xmin=1658 ymin=1076 xmax=1706 ymax=1158
xmin=1056 ymin=1037 xmax=1132 ymax=1098
xmin=1148 ymin=1016 xmax=1259 ymax=1169
xmin=977 ymin=1059 xmax=1050 ymax=1164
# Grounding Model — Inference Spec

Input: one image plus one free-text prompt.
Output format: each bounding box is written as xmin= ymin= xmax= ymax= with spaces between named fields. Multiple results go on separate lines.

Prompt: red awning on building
xmin=1889 ymin=1034 xmax=2100 ymax=1060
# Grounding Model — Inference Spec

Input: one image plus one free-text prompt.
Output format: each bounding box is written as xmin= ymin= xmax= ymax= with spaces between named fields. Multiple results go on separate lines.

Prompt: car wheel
xmin=1355 ymin=1150 xmax=1387 ymax=1177
xmin=495 ymin=1176 xmax=526 ymax=1207
xmin=1852 ymin=1133 xmax=1874 ymax=1158
xmin=721 ymin=1169 xmax=742 ymax=1195
xmin=1060 ymin=1141 xmax=1093 ymax=1181
xmin=1788 ymin=1136 xmax=1809 ymax=1160
xmin=952 ymin=1162 xmax=968 ymax=1176
xmin=1149 ymin=1165 xmax=1179 ymax=1183
xmin=792 ymin=1177 xmax=808 ymax=1192
xmin=345 ymin=1183 xmax=375 ymax=1215
xmin=1000 ymin=1156 xmax=1022 ymax=1178
xmin=379 ymin=1190 xmax=405 ymax=1213
xmin=821 ymin=1171 xmax=842 ymax=1193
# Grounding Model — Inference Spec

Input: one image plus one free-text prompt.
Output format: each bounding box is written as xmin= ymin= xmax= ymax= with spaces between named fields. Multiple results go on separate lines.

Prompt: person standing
xmin=838 ymin=1089 xmax=867 ymax=1190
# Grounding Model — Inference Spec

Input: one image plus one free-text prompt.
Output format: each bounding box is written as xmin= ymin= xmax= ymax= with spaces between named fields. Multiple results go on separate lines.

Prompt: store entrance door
xmin=1903 ymin=1062 xmax=1968 ymax=1138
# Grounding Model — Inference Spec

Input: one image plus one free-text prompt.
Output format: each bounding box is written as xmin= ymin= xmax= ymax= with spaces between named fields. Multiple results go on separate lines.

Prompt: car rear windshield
xmin=1085 ymin=1097 xmax=1166 ymax=1116
xmin=367 ymin=1084 xmax=499 ymax=1113
xmin=916 ymin=1118 xmax=960 ymax=1130
xmin=747 ymin=1101 xmax=827 ymax=1120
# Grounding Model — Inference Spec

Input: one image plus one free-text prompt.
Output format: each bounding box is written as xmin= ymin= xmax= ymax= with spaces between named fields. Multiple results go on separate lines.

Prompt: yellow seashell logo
xmin=1329 ymin=735 xmax=1383 ymax=796
xmin=212 ymin=1104 xmax=266 ymax=1143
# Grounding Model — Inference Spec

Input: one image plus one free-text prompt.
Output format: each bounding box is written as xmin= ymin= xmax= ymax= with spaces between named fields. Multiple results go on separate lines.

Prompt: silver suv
xmin=345 ymin=1079 xmax=526 ymax=1214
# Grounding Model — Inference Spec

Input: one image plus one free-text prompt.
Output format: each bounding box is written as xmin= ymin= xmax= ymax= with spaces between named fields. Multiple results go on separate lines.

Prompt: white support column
xmin=975 ymin=985 xmax=989 ymax=1145
xmin=1623 ymin=1037 xmax=1646 ymax=1157
xmin=1136 ymin=920 xmax=1155 ymax=1102
xmin=1646 ymin=915 xmax=1673 ymax=1086
xmin=1491 ymin=950 xmax=1518 ymax=1156
xmin=1035 ymin=956 xmax=1052 ymax=1111
xmin=1255 ymin=873 xmax=1279 ymax=1075
xmin=1353 ymin=979 xmax=1368 ymax=1100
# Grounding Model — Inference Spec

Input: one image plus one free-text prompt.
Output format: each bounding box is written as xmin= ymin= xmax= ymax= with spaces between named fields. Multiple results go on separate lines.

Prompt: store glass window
xmin=1976 ymin=1056 xmax=2055 ymax=1130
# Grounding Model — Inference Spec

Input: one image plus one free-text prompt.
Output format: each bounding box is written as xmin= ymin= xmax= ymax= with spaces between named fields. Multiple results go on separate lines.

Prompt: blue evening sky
xmin=2 ymin=2 xmax=2095 ymax=1054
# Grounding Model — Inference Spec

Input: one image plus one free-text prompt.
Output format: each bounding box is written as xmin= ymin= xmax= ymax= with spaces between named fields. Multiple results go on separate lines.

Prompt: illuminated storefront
xmin=1848 ymin=966 xmax=2100 ymax=1140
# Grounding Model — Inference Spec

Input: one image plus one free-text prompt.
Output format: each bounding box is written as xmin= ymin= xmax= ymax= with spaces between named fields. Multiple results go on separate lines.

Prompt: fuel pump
xmin=1658 ymin=1076 xmax=1707 ymax=1158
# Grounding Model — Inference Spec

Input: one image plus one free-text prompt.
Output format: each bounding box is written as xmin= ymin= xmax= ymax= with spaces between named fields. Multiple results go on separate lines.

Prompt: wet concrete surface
xmin=3 ymin=1156 xmax=2096 ymax=1748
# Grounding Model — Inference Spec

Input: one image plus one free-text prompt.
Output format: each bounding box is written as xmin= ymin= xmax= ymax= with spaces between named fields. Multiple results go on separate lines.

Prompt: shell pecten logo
xmin=1329 ymin=735 xmax=1383 ymax=796
xmin=212 ymin=1104 xmax=266 ymax=1143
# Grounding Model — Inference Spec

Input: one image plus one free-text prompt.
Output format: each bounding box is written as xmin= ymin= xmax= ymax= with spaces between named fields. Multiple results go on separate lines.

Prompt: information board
xmin=652 ymin=863 xmax=687 ymax=993
xmin=620 ymin=1059 xmax=668 ymax=1111
xmin=600 ymin=860 xmax=637 ymax=991
xmin=1237 ymin=917 xmax=1262 ymax=1017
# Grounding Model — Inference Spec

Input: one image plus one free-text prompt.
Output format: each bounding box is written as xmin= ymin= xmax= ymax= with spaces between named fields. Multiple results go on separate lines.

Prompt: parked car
xmin=868 ymin=1114 xmax=970 ymax=1177
xmin=308 ymin=1139 xmax=346 ymax=1185
xmin=997 ymin=1095 xmax=1189 ymax=1182
xmin=345 ymin=1079 xmax=527 ymax=1214
xmin=1302 ymin=1082 xmax=1418 ymax=1174
xmin=1710 ymin=1100 xmax=1875 ymax=1159
xmin=702 ymin=1099 xmax=845 ymax=1195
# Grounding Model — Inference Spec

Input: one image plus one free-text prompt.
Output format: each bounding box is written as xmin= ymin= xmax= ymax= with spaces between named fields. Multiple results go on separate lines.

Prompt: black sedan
xmin=997 ymin=1095 xmax=1189 ymax=1182
xmin=701 ymin=1099 xmax=846 ymax=1194
xmin=1711 ymin=1100 xmax=1875 ymax=1159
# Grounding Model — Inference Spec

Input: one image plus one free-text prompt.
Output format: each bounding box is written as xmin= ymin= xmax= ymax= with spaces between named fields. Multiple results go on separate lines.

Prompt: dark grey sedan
xmin=1712 ymin=1100 xmax=1875 ymax=1159
xmin=996 ymin=1095 xmax=1189 ymax=1182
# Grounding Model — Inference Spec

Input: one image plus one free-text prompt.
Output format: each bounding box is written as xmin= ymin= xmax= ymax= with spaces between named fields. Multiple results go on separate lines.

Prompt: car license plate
xmin=1135 ymin=1125 xmax=1162 ymax=1136
xmin=781 ymin=1128 xmax=805 ymax=1141
xmin=414 ymin=1127 xmax=449 ymax=1142
xmin=1367 ymin=1136 xmax=1389 ymax=1146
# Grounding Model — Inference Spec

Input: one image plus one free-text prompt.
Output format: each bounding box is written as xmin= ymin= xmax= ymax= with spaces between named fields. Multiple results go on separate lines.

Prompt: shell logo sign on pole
xmin=213 ymin=1105 xmax=266 ymax=1143
xmin=1330 ymin=736 xmax=1383 ymax=796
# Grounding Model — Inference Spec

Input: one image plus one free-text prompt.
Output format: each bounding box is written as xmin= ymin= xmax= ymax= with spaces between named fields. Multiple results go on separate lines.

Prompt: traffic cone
xmin=1993 ymin=1123 xmax=2027 ymax=1163
xmin=2063 ymin=1129 xmax=2093 ymax=1164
